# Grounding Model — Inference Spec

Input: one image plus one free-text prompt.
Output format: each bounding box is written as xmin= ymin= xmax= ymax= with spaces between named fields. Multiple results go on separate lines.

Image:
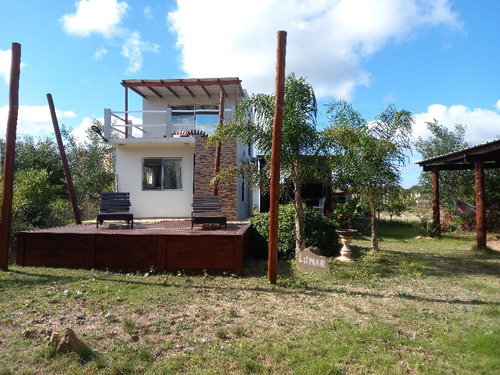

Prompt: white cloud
xmin=60 ymin=0 xmax=129 ymax=38
xmin=413 ymin=103 xmax=500 ymax=146
xmin=0 ymin=105 xmax=76 ymax=136
xmin=94 ymin=47 xmax=108 ymax=60
xmin=70 ymin=117 xmax=97 ymax=143
xmin=400 ymin=101 xmax=500 ymax=188
xmin=167 ymin=0 xmax=461 ymax=98
xmin=495 ymin=99 xmax=500 ymax=111
xmin=144 ymin=6 xmax=154 ymax=20
xmin=121 ymin=32 xmax=159 ymax=74
xmin=0 ymin=49 xmax=26 ymax=84
xmin=0 ymin=49 xmax=12 ymax=84
xmin=60 ymin=1 xmax=160 ymax=74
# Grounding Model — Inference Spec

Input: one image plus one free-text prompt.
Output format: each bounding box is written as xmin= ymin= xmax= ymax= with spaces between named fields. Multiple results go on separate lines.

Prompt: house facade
xmin=103 ymin=78 xmax=252 ymax=220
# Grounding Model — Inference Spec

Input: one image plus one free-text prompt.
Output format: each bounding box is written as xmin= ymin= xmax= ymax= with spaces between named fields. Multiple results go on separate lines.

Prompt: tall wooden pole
xmin=475 ymin=161 xmax=486 ymax=249
xmin=267 ymin=31 xmax=287 ymax=284
xmin=212 ymin=92 xmax=225 ymax=195
xmin=0 ymin=43 xmax=21 ymax=270
xmin=431 ymin=167 xmax=441 ymax=238
xmin=47 ymin=93 xmax=81 ymax=224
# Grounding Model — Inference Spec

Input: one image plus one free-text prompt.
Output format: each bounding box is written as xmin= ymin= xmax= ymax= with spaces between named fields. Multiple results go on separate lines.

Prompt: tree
xmin=414 ymin=120 xmax=475 ymax=214
xmin=210 ymin=74 xmax=323 ymax=253
xmin=324 ymin=100 xmax=414 ymax=252
xmin=65 ymin=119 xmax=115 ymax=219
xmin=13 ymin=135 xmax=66 ymax=195
xmin=381 ymin=186 xmax=410 ymax=220
xmin=0 ymin=119 xmax=115 ymax=231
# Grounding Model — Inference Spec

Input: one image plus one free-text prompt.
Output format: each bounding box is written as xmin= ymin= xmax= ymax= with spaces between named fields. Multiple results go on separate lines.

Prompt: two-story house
xmin=103 ymin=77 xmax=252 ymax=220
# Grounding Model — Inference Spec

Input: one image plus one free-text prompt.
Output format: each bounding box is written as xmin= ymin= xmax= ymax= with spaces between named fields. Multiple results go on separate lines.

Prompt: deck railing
xmin=103 ymin=107 xmax=233 ymax=140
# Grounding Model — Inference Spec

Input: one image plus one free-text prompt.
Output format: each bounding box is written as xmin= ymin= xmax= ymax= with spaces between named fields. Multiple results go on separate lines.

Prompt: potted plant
xmin=328 ymin=199 xmax=361 ymax=261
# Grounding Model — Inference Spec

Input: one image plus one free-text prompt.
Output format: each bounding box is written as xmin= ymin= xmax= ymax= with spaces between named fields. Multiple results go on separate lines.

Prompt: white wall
xmin=116 ymin=144 xmax=195 ymax=218
xmin=142 ymin=98 xmax=167 ymax=137
xmin=114 ymin=90 xmax=249 ymax=219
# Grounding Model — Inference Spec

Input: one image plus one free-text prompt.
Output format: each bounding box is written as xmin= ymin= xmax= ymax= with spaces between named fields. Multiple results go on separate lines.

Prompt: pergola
xmin=121 ymin=77 xmax=244 ymax=109
xmin=417 ymin=139 xmax=500 ymax=248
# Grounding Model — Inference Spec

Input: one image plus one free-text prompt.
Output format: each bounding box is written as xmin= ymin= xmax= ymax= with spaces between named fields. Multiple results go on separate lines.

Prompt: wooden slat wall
xmin=16 ymin=227 xmax=248 ymax=275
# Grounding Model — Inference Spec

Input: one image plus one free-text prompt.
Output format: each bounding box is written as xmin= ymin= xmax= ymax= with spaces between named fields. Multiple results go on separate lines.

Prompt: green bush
xmin=249 ymin=203 xmax=338 ymax=259
xmin=2 ymin=168 xmax=74 ymax=236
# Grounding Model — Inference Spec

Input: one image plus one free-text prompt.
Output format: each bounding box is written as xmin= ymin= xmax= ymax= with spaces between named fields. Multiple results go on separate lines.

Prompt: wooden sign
xmin=296 ymin=246 xmax=329 ymax=272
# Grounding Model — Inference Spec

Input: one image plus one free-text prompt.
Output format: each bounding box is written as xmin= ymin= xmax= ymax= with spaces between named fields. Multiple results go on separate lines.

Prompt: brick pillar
xmin=195 ymin=138 xmax=238 ymax=220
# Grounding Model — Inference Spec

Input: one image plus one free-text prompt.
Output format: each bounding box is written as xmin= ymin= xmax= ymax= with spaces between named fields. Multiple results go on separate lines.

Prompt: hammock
xmin=450 ymin=195 xmax=476 ymax=217
xmin=440 ymin=176 xmax=497 ymax=217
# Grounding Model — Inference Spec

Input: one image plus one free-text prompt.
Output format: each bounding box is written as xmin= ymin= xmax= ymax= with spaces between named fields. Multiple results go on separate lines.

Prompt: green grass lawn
xmin=1 ymin=220 xmax=499 ymax=374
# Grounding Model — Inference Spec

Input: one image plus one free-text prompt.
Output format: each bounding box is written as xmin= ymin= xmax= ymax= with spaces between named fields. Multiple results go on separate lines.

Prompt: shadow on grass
xmin=2 ymin=260 xmax=500 ymax=306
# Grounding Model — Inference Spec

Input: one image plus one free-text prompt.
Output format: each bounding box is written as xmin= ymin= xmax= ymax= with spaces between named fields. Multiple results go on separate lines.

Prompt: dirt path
xmin=488 ymin=240 xmax=500 ymax=251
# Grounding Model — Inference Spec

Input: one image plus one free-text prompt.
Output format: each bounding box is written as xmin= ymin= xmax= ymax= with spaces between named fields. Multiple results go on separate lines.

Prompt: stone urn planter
xmin=335 ymin=229 xmax=358 ymax=262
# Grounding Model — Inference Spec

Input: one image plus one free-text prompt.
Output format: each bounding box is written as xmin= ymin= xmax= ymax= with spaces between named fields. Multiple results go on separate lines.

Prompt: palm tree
xmin=325 ymin=101 xmax=414 ymax=252
xmin=210 ymin=73 xmax=321 ymax=253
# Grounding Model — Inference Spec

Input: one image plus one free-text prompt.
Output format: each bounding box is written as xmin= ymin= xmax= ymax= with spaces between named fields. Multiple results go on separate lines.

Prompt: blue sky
xmin=1 ymin=0 xmax=499 ymax=188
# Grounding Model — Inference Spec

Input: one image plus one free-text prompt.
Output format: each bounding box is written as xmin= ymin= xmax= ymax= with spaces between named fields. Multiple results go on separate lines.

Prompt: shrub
xmin=249 ymin=203 xmax=338 ymax=260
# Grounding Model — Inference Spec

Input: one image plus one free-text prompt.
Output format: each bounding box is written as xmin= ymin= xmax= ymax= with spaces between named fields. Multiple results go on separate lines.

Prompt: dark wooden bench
xmin=191 ymin=195 xmax=227 ymax=229
xmin=96 ymin=192 xmax=134 ymax=228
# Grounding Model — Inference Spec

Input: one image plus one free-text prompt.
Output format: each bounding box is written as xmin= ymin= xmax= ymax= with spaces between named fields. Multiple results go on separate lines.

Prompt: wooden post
xmin=475 ymin=161 xmax=486 ymax=249
xmin=267 ymin=30 xmax=287 ymax=284
xmin=0 ymin=42 xmax=21 ymax=270
xmin=124 ymin=86 xmax=129 ymax=138
xmin=431 ymin=167 xmax=441 ymax=238
xmin=47 ymin=93 xmax=81 ymax=224
xmin=212 ymin=92 xmax=225 ymax=195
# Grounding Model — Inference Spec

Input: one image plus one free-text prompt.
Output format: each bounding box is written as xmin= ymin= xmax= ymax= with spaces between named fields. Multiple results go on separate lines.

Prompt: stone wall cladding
xmin=194 ymin=138 xmax=238 ymax=220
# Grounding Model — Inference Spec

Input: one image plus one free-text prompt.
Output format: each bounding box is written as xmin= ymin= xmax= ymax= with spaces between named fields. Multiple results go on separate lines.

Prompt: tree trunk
xmin=293 ymin=160 xmax=306 ymax=254
xmin=369 ymin=190 xmax=379 ymax=252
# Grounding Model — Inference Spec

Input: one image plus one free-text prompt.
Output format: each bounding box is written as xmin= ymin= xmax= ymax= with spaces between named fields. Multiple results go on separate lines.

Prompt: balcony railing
xmin=103 ymin=107 xmax=233 ymax=141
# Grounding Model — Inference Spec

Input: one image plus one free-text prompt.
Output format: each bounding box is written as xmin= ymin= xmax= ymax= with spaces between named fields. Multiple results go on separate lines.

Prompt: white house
xmin=103 ymin=78 xmax=253 ymax=220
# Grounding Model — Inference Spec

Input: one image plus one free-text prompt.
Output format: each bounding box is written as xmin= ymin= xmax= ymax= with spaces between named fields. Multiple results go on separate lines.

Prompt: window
xmin=171 ymin=105 xmax=219 ymax=125
xmin=143 ymin=158 xmax=182 ymax=190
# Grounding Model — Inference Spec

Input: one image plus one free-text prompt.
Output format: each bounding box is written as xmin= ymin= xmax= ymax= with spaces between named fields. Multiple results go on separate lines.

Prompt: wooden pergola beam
xmin=423 ymin=161 xmax=500 ymax=172
xmin=182 ymin=85 xmax=195 ymax=98
xmin=143 ymin=80 xmax=163 ymax=98
xmin=123 ymin=79 xmax=242 ymax=88
xmin=197 ymin=79 xmax=212 ymax=97
xmin=129 ymin=87 xmax=146 ymax=99
xmin=165 ymin=86 xmax=180 ymax=98
xmin=217 ymin=79 xmax=228 ymax=97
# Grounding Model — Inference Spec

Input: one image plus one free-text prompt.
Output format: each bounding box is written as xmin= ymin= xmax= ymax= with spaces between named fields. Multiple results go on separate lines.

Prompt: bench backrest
xmin=99 ymin=192 xmax=131 ymax=213
xmin=192 ymin=195 xmax=222 ymax=212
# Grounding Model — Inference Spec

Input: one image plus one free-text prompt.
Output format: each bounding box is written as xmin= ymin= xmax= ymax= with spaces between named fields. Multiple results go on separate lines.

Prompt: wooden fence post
xmin=47 ymin=93 xmax=81 ymax=224
xmin=267 ymin=31 xmax=287 ymax=284
xmin=0 ymin=43 xmax=21 ymax=270
xmin=475 ymin=161 xmax=486 ymax=249
xmin=431 ymin=167 xmax=441 ymax=238
xmin=212 ymin=92 xmax=225 ymax=195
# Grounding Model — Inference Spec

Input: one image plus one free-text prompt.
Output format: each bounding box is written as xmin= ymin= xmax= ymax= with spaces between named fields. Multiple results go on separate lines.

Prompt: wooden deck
xmin=16 ymin=220 xmax=250 ymax=275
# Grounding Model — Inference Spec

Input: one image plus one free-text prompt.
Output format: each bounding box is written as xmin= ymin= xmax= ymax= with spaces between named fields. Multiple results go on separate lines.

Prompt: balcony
xmin=103 ymin=106 xmax=233 ymax=144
